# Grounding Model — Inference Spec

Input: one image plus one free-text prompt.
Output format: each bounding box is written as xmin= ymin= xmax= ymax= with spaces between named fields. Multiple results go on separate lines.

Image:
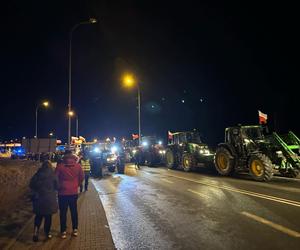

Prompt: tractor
xmin=214 ymin=125 xmax=300 ymax=181
xmin=165 ymin=131 xmax=214 ymax=171
xmin=140 ymin=136 xmax=166 ymax=166
xmin=129 ymin=136 xmax=165 ymax=166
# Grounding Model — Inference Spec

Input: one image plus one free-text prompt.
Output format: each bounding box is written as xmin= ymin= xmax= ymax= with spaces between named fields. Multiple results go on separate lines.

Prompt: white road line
xmin=241 ymin=211 xmax=300 ymax=238
xmin=167 ymin=174 xmax=300 ymax=208
xmin=187 ymin=189 xmax=209 ymax=198
xmin=161 ymin=178 xmax=174 ymax=184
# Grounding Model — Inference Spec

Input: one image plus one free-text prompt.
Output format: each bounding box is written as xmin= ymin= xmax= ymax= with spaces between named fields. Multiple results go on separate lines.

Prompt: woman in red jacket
xmin=55 ymin=150 xmax=84 ymax=239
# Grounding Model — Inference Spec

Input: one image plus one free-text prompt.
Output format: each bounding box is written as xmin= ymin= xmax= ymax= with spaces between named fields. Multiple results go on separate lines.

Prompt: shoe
xmin=32 ymin=235 xmax=39 ymax=242
xmin=32 ymin=226 xmax=39 ymax=242
xmin=72 ymin=229 xmax=78 ymax=237
xmin=61 ymin=231 xmax=67 ymax=239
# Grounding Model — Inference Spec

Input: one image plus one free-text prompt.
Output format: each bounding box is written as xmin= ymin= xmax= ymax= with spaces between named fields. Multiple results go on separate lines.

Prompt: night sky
xmin=1 ymin=1 xmax=298 ymax=146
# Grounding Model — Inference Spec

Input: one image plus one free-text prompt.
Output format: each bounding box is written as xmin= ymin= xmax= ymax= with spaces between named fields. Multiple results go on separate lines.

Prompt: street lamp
xmin=68 ymin=17 xmax=97 ymax=145
xmin=122 ymin=73 xmax=141 ymax=146
xmin=35 ymin=101 xmax=49 ymax=138
xmin=68 ymin=110 xmax=74 ymax=117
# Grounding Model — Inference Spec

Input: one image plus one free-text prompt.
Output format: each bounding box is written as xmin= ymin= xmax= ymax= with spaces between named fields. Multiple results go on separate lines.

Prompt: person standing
xmin=55 ymin=150 xmax=84 ymax=239
xmin=29 ymin=160 xmax=58 ymax=242
xmin=79 ymin=153 xmax=91 ymax=192
xmin=134 ymin=148 xmax=141 ymax=170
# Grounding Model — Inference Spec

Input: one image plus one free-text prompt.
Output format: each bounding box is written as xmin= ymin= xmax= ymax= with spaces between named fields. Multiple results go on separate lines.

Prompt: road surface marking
xmin=161 ymin=178 xmax=174 ymax=184
xmin=187 ymin=189 xmax=209 ymax=198
xmin=241 ymin=211 xmax=300 ymax=238
xmin=167 ymin=174 xmax=300 ymax=208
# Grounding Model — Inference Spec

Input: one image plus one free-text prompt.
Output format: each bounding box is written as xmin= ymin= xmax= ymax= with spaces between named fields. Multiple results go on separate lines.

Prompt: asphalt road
xmin=92 ymin=164 xmax=300 ymax=250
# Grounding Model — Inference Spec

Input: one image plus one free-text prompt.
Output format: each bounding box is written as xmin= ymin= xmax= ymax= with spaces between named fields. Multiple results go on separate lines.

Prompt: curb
xmin=3 ymin=215 xmax=35 ymax=250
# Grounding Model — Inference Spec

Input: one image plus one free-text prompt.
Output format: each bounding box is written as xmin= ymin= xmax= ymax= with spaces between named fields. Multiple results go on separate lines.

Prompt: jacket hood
xmin=63 ymin=154 xmax=78 ymax=166
xmin=36 ymin=167 xmax=54 ymax=179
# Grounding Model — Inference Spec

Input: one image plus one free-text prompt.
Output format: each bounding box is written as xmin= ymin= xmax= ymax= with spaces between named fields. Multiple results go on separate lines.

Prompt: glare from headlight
xmin=111 ymin=146 xmax=118 ymax=153
xmin=107 ymin=156 xmax=117 ymax=162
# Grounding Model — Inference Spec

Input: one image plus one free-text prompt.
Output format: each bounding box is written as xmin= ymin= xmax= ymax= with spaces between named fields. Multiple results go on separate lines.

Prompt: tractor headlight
xmin=94 ymin=147 xmax=100 ymax=153
xmin=200 ymin=149 xmax=210 ymax=155
xmin=107 ymin=155 xmax=117 ymax=162
xmin=159 ymin=150 xmax=166 ymax=154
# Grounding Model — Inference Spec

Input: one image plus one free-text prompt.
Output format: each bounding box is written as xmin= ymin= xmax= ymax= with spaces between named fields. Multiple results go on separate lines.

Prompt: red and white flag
xmin=132 ymin=134 xmax=139 ymax=140
xmin=258 ymin=110 xmax=268 ymax=124
xmin=168 ymin=131 xmax=173 ymax=140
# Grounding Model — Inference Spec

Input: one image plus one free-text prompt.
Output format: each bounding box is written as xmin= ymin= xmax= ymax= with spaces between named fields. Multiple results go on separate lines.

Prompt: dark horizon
xmin=1 ymin=1 xmax=298 ymax=146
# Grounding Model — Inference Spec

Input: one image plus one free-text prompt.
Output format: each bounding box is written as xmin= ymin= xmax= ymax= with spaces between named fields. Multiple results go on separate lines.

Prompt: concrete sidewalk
xmin=6 ymin=179 xmax=115 ymax=250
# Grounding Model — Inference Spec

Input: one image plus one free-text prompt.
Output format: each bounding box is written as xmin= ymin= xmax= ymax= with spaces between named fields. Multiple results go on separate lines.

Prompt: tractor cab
xmin=169 ymin=131 xmax=202 ymax=145
xmin=226 ymin=126 xmax=264 ymax=144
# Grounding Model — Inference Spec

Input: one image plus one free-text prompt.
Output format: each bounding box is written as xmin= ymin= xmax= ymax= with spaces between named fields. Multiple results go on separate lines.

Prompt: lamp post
xmin=76 ymin=115 xmax=79 ymax=138
xmin=122 ymin=74 xmax=141 ymax=146
xmin=68 ymin=17 xmax=97 ymax=145
xmin=68 ymin=110 xmax=75 ymax=142
xmin=35 ymin=101 xmax=49 ymax=138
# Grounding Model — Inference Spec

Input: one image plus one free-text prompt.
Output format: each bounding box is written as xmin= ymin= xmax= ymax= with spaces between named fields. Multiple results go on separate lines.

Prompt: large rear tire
xmin=182 ymin=153 xmax=196 ymax=172
xmin=214 ymin=147 xmax=235 ymax=176
xmin=165 ymin=149 xmax=177 ymax=169
xmin=248 ymin=153 xmax=274 ymax=181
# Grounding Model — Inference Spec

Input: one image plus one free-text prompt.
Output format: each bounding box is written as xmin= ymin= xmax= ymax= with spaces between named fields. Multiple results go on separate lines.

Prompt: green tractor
xmin=214 ymin=125 xmax=300 ymax=181
xmin=165 ymin=131 xmax=214 ymax=171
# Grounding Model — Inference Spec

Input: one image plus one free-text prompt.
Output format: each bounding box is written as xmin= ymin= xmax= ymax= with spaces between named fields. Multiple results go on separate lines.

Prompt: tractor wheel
xmin=165 ymin=149 xmax=177 ymax=169
xmin=280 ymin=169 xmax=299 ymax=178
xmin=182 ymin=153 xmax=195 ymax=172
xmin=214 ymin=147 xmax=235 ymax=176
xmin=108 ymin=166 xmax=116 ymax=172
xmin=248 ymin=153 xmax=274 ymax=181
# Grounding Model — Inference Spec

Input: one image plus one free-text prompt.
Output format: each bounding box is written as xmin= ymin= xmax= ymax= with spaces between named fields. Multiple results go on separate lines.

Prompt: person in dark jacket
xmin=55 ymin=150 xmax=84 ymax=239
xmin=29 ymin=160 xmax=58 ymax=242
xmin=79 ymin=153 xmax=91 ymax=192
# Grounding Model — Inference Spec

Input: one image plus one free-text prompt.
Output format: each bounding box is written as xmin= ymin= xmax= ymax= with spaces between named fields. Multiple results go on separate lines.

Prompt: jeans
xmin=80 ymin=171 xmax=90 ymax=192
xmin=58 ymin=195 xmax=78 ymax=232
xmin=34 ymin=214 xmax=52 ymax=234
